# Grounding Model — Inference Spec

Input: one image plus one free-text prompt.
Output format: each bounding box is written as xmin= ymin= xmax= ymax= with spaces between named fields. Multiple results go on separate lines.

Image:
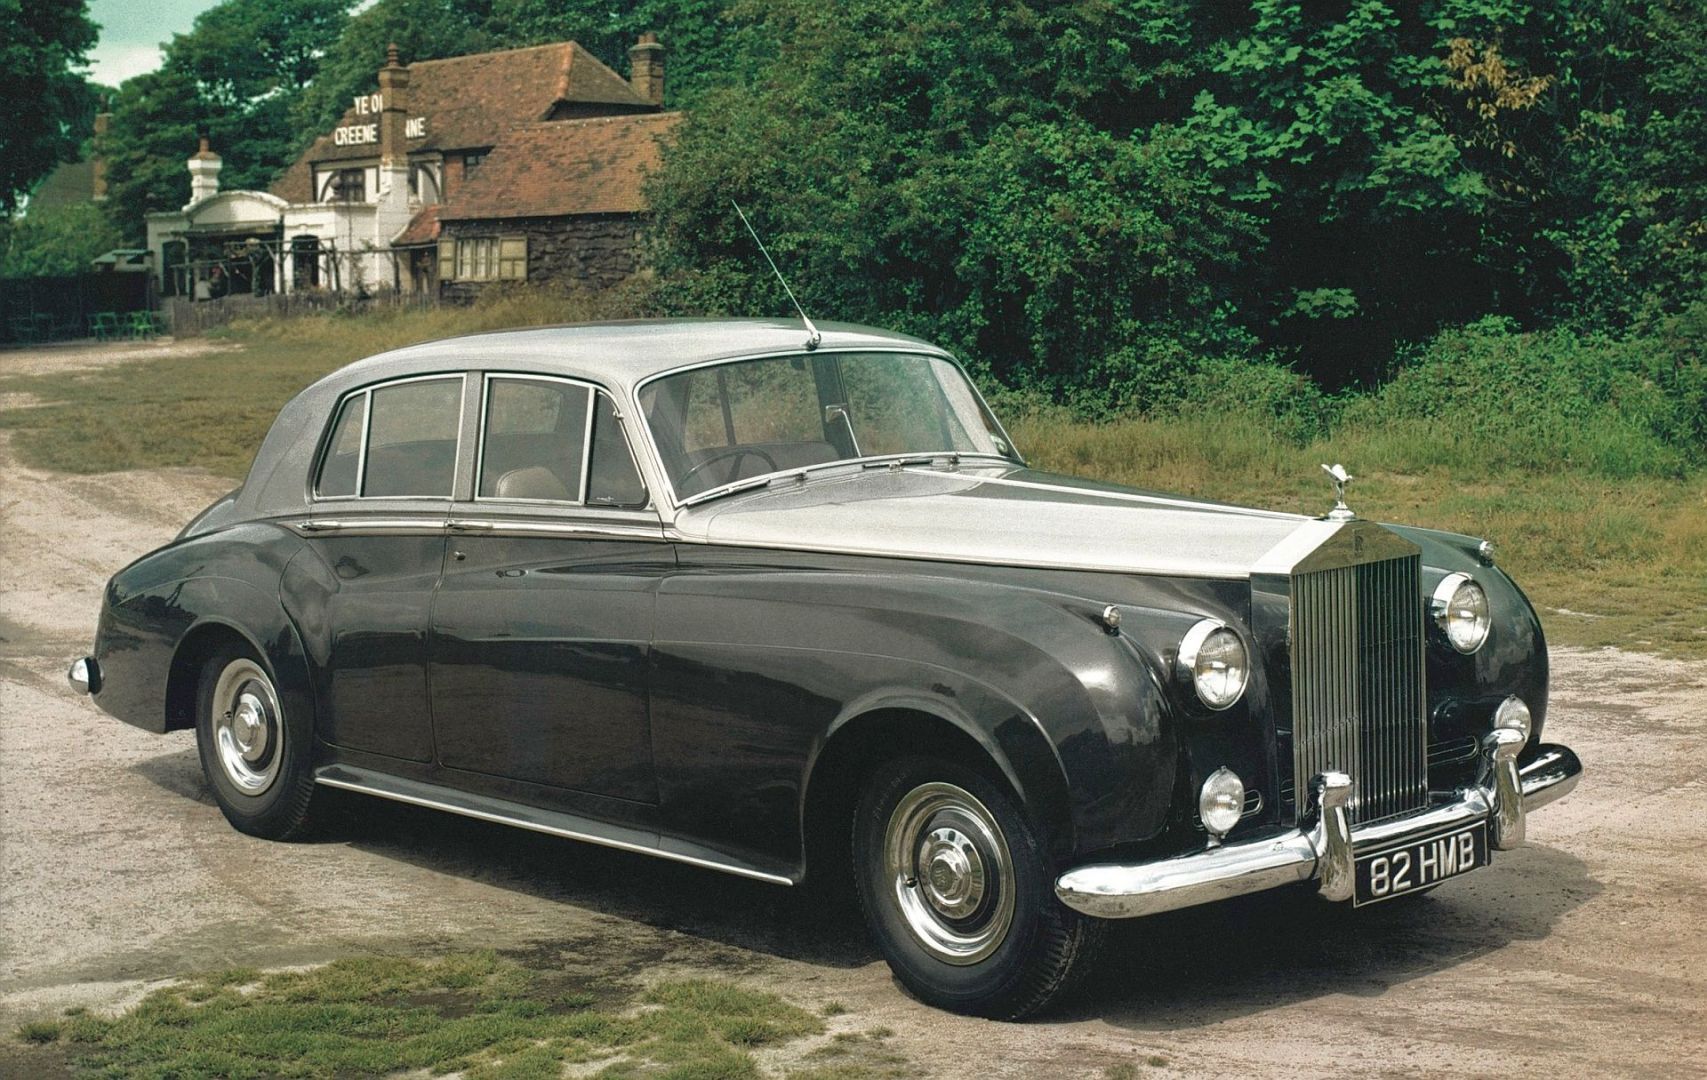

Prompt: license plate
xmin=1353 ymin=822 xmax=1488 ymax=906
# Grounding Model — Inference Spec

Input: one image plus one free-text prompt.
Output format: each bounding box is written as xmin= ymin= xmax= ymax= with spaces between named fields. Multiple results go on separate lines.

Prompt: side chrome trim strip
xmin=449 ymin=519 xmax=666 ymax=542
xmin=290 ymin=518 xmax=447 ymax=535
xmin=313 ymin=764 xmax=796 ymax=886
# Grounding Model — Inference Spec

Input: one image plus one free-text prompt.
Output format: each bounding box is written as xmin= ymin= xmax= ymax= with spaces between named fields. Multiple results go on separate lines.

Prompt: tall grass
xmin=1 ymin=291 xmax=1702 ymax=655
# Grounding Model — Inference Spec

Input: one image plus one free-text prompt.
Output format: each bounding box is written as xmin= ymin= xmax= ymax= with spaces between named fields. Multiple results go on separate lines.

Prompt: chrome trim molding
xmin=314 ymin=764 xmax=795 ymax=886
xmin=290 ymin=517 xmax=449 ymax=535
xmin=1055 ymin=740 xmax=1581 ymax=920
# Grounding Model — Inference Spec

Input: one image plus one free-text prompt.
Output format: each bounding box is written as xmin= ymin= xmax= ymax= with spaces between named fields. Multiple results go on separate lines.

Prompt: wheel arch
xmin=800 ymin=700 xmax=1072 ymax=889
xmin=164 ymin=616 xmax=309 ymax=734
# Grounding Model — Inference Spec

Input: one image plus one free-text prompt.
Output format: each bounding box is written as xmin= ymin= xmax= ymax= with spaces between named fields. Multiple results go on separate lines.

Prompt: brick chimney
xmin=188 ymin=137 xmax=222 ymax=204
xmin=628 ymin=32 xmax=664 ymax=107
xmin=91 ymin=110 xmax=110 ymax=201
xmin=377 ymin=42 xmax=410 ymax=169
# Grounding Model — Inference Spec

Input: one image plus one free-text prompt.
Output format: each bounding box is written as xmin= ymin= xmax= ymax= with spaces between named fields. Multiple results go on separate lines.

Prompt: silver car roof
xmin=336 ymin=318 xmax=952 ymax=395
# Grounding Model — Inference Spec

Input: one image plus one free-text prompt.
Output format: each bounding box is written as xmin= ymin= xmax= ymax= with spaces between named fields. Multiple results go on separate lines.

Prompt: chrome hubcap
xmin=211 ymin=659 xmax=282 ymax=796
xmin=885 ymin=782 xmax=1016 ymax=965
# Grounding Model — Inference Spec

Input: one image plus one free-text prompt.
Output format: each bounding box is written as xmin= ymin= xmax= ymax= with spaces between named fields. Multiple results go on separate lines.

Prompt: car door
xmin=295 ymin=373 xmax=469 ymax=762
xmin=428 ymin=374 xmax=669 ymax=804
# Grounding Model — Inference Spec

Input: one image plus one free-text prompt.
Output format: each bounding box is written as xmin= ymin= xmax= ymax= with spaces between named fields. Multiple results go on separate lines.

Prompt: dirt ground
xmin=1 ymin=342 xmax=1704 ymax=1078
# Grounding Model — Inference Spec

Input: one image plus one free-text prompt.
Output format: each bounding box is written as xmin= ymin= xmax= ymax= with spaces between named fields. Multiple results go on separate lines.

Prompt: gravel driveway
xmin=1 ymin=343 xmax=1703 ymax=1078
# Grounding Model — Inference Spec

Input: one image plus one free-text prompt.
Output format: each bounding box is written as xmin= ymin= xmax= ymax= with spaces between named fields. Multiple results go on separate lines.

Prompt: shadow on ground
xmin=131 ymin=746 xmax=1599 ymax=1026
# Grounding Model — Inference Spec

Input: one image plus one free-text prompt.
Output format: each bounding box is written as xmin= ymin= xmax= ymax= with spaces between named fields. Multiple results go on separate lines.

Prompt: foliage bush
xmin=1344 ymin=316 xmax=1705 ymax=477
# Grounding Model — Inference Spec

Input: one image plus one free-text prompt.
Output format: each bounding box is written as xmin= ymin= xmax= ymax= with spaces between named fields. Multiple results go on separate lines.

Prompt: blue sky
xmin=87 ymin=0 xmax=225 ymax=87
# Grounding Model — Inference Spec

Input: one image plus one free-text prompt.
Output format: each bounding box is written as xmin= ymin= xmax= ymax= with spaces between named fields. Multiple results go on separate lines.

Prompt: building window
xmin=330 ymin=168 xmax=366 ymax=202
xmin=462 ymin=151 xmax=487 ymax=175
xmin=443 ymin=235 xmax=526 ymax=282
xmin=409 ymin=162 xmax=440 ymax=202
xmin=456 ymin=236 xmax=497 ymax=280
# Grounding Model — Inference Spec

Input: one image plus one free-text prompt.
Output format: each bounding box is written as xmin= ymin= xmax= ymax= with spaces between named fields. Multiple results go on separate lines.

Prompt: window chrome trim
xmin=310 ymin=372 xmax=468 ymax=503
xmin=470 ymin=372 xmax=649 ymax=510
xmin=630 ymin=346 xmax=1025 ymax=514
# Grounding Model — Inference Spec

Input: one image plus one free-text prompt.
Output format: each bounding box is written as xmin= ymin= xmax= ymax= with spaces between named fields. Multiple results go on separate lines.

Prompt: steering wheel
xmin=680 ymin=446 xmax=779 ymax=490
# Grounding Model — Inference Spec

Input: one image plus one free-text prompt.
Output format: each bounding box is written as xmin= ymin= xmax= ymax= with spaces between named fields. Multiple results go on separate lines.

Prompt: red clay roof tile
xmin=437 ymin=112 xmax=680 ymax=221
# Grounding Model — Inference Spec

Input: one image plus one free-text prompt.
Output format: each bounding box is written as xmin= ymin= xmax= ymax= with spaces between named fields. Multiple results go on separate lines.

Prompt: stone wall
xmin=439 ymin=214 xmax=645 ymax=300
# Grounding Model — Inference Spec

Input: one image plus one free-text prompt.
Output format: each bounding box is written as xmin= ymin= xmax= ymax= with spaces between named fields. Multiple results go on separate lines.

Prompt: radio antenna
xmin=731 ymin=200 xmax=821 ymax=351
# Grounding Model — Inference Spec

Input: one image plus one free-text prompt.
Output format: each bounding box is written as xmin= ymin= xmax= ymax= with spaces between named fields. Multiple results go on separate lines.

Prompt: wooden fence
xmin=164 ymin=289 xmax=440 ymax=337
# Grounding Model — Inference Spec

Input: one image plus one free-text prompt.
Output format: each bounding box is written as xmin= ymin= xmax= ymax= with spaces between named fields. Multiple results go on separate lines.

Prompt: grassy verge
xmin=8 ymin=951 xmax=905 ymax=1080
xmin=0 ymin=300 xmax=1700 ymax=657
xmin=1010 ymin=409 xmax=1707 ymax=658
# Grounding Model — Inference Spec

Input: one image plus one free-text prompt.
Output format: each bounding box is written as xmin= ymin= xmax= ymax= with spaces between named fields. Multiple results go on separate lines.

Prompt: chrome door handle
xmin=448 ymin=519 xmax=493 ymax=532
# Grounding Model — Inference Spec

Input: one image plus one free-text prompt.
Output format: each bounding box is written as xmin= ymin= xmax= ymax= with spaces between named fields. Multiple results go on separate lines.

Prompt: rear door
xmin=297 ymin=373 xmax=469 ymax=762
xmin=428 ymin=374 xmax=669 ymax=804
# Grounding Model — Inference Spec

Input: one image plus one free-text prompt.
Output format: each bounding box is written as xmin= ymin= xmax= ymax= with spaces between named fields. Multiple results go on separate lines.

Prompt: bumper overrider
xmin=1056 ymin=732 xmax=1582 ymax=919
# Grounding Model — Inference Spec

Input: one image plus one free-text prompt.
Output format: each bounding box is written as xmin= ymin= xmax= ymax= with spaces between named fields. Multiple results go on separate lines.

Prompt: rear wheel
xmin=195 ymin=644 xmax=325 ymax=840
xmin=852 ymin=756 xmax=1103 ymax=1019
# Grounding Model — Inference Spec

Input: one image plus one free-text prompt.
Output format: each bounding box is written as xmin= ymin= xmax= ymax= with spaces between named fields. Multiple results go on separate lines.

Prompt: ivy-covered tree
xmin=1 ymin=0 xmax=100 ymax=211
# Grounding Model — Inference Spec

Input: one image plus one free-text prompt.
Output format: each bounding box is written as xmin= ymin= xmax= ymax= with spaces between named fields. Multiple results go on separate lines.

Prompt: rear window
xmin=314 ymin=376 xmax=464 ymax=499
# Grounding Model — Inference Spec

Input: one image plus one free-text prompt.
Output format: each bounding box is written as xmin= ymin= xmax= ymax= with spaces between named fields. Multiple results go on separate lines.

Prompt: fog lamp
xmin=1431 ymin=573 xmax=1491 ymax=654
xmin=1493 ymin=695 xmax=1532 ymax=743
xmin=1198 ymin=767 xmax=1246 ymax=839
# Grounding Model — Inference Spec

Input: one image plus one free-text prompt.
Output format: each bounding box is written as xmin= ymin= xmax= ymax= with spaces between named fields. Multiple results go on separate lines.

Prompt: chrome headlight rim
xmin=1198 ymin=766 xmax=1246 ymax=839
xmin=1430 ymin=572 xmax=1491 ymax=654
xmin=1177 ymin=618 xmax=1250 ymax=711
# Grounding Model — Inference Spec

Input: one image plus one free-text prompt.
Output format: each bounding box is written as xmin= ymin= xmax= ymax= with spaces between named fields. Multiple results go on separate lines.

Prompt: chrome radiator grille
xmin=1290 ymin=554 xmax=1428 ymax=823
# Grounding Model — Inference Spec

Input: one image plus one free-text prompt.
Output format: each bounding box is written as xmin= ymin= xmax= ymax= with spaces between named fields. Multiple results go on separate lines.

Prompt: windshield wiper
xmin=678 ymin=473 xmax=780 ymax=508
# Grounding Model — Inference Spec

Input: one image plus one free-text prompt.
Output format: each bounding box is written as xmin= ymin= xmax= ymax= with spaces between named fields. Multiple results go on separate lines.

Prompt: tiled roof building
xmin=144 ymin=35 xmax=678 ymax=300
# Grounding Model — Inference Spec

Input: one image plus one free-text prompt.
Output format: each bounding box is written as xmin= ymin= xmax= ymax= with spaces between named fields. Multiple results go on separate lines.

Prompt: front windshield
xmin=640 ymin=351 xmax=1018 ymax=500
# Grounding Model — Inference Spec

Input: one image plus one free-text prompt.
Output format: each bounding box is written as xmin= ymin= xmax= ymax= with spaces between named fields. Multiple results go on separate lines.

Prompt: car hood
xmin=671 ymin=465 xmax=1317 ymax=579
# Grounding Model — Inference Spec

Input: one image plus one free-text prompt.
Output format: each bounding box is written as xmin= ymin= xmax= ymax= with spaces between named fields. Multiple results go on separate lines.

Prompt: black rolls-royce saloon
xmin=71 ymin=319 xmax=1582 ymax=1018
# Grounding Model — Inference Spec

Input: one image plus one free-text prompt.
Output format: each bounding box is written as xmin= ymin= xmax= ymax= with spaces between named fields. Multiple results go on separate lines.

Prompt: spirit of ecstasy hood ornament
xmin=1321 ymin=463 xmax=1355 ymax=521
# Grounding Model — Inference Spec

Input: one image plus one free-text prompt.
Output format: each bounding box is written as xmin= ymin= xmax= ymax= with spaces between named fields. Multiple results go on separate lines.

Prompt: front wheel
xmin=195 ymin=644 xmax=326 ymax=840
xmin=852 ymin=756 xmax=1104 ymax=1019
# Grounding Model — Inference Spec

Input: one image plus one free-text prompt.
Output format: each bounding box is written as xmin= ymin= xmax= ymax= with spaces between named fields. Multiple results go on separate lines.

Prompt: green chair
xmin=128 ymin=310 xmax=157 ymax=340
xmin=89 ymin=312 xmax=121 ymax=341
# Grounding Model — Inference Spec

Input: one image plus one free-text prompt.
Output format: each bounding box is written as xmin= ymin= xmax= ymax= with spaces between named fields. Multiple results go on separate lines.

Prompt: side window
xmin=478 ymin=377 xmax=591 ymax=501
xmin=315 ymin=394 xmax=366 ymax=497
xmin=363 ymin=378 xmax=463 ymax=497
xmin=587 ymin=392 xmax=648 ymax=508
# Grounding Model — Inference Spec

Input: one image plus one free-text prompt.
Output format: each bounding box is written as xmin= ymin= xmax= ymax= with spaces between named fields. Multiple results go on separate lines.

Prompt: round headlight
xmin=1431 ymin=573 xmax=1490 ymax=654
xmin=1198 ymin=767 xmax=1246 ymax=838
xmin=1179 ymin=620 xmax=1249 ymax=710
xmin=1493 ymin=695 xmax=1532 ymax=742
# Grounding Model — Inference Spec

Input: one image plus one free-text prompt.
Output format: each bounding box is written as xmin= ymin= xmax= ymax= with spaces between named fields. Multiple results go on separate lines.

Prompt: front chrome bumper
xmin=1056 ymin=737 xmax=1582 ymax=920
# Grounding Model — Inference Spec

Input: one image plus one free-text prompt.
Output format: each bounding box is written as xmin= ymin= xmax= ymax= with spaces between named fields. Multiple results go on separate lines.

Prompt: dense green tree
xmin=488 ymin=0 xmax=761 ymax=106
xmin=0 ymin=200 xmax=123 ymax=275
xmin=646 ymin=0 xmax=1261 ymax=401
xmin=1 ymin=0 xmax=100 ymax=212
xmin=294 ymin=0 xmax=495 ymax=135
xmin=99 ymin=0 xmax=350 ymax=242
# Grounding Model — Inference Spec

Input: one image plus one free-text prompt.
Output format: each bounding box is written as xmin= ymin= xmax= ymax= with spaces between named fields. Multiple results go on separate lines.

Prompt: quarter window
xmin=315 ymin=394 xmax=366 ymax=498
